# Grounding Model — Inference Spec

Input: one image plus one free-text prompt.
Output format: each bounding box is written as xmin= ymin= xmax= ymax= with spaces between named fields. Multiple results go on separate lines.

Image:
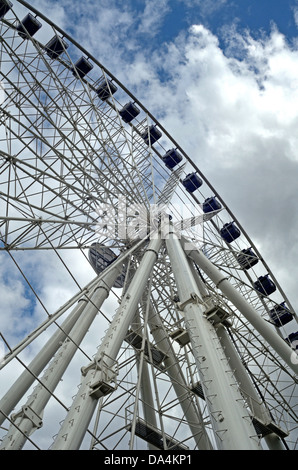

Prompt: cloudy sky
xmin=1 ymin=0 xmax=298 ymax=449
xmin=23 ymin=0 xmax=298 ymax=307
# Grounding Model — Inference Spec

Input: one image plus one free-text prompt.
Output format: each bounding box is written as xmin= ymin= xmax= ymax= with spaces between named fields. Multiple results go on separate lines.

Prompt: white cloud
xmin=293 ymin=5 xmax=298 ymax=28
xmin=137 ymin=0 xmax=170 ymax=36
xmin=0 ymin=270 xmax=31 ymax=340
xmin=9 ymin=2 xmax=297 ymax=312
xmin=178 ymin=0 xmax=228 ymax=17
xmin=118 ymin=22 xmax=298 ymax=313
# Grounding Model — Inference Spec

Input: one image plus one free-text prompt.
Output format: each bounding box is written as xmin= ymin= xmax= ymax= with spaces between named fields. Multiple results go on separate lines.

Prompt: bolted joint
xmin=204 ymin=304 xmax=233 ymax=326
xmin=176 ymin=292 xmax=203 ymax=312
xmin=11 ymin=405 xmax=43 ymax=431
xmin=81 ymin=353 xmax=118 ymax=399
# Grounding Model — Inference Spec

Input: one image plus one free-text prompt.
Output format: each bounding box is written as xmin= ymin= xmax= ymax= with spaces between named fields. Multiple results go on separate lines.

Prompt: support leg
xmin=182 ymin=237 xmax=298 ymax=376
xmin=216 ymin=325 xmax=287 ymax=449
xmin=0 ymin=266 xmax=121 ymax=450
xmin=166 ymin=231 xmax=260 ymax=450
xmin=131 ymin=310 xmax=159 ymax=451
xmin=51 ymin=236 xmax=162 ymax=450
xmin=0 ymin=290 xmax=91 ymax=427
xmin=148 ymin=302 xmax=213 ymax=449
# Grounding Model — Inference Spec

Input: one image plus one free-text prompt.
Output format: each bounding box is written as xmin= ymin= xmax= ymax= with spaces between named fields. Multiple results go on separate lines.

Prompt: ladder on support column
xmin=190 ymin=381 xmax=289 ymax=440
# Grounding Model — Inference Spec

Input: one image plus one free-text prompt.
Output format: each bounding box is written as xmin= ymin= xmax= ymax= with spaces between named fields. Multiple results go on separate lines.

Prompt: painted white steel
xmin=216 ymin=325 xmax=286 ymax=449
xmin=166 ymin=231 xmax=261 ymax=450
xmin=0 ymin=266 xmax=121 ymax=450
xmin=51 ymin=236 xmax=162 ymax=450
xmin=0 ymin=297 xmax=87 ymax=427
xmin=148 ymin=303 xmax=213 ymax=450
xmin=216 ymin=324 xmax=271 ymax=423
xmin=182 ymin=238 xmax=298 ymax=376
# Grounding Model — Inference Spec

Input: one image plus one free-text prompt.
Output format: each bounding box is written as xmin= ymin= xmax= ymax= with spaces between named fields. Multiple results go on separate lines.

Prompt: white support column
xmin=51 ymin=236 xmax=162 ymax=450
xmin=131 ymin=311 xmax=159 ymax=451
xmin=0 ymin=294 xmax=88 ymax=427
xmin=138 ymin=359 xmax=159 ymax=450
xmin=0 ymin=266 xmax=121 ymax=450
xmin=188 ymin=259 xmax=281 ymax=444
xmin=166 ymin=231 xmax=261 ymax=450
xmin=148 ymin=302 xmax=213 ymax=450
xmin=264 ymin=433 xmax=287 ymax=450
xmin=0 ymin=244 xmax=145 ymax=429
xmin=182 ymin=237 xmax=298 ymax=376
xmin=217 ymin=325 xmax=287 ymax=450
xmin=216 ymin=324 xmax=271 ymax=423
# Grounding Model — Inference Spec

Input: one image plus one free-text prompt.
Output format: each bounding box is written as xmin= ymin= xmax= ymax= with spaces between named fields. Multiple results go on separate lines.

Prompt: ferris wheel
xmin=0 ymin=0 xmax=297 ymax=451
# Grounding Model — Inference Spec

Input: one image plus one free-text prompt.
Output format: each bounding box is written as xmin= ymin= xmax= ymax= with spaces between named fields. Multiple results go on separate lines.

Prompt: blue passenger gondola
xmin=253 ymin=275 xmax=276 ymax=296
xmin=141 ymin=125 xmax=162 ymax=145
xmin=0 ymin=0 xmax=12 ymax=19
xmin=285 ymin=331 xmax=298 ymax=350
xmin=72 ymin=57 xmax=93 ymax=78
xmin=119 ymin=102 xmax=140 ymax=123
xmin=17 ymin=13 xmax=42 ymax=38
xmin=88 ymin=243 xmax=125 ymax=288
xmin=45 ymin=35 xmax=69 ymax=59
xmin=237 ymin=248 xmax=259 ymax=270
xmin=162 ymin=149 xmax=183 ymax=169
xmin=96 ymin=79 xmax=117 ymax=101
xmin=203 ymin=197 xmax=222 ymax=213
xmin=182 ymin=173 xmax=203 ymax=193
xmin=220 ymin=222 xmax=241 ymax=243
xmin=269 ymin=302 xmax=293 ymax=327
